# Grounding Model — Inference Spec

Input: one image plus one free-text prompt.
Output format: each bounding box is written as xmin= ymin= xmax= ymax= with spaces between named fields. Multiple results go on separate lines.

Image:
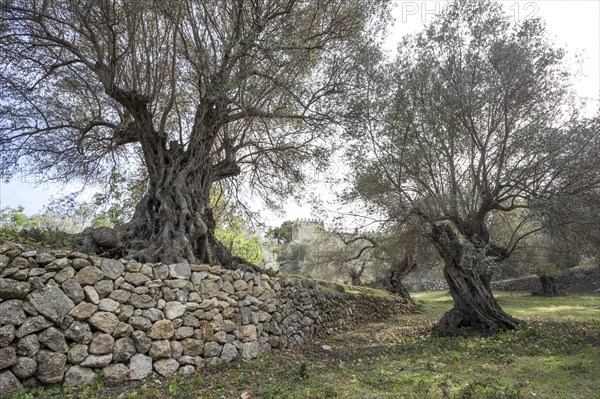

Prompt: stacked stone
xmin=491 ymin=268 xmax=600 ymax=292
xmin=0 ymin=242 xmax=411 ymax=395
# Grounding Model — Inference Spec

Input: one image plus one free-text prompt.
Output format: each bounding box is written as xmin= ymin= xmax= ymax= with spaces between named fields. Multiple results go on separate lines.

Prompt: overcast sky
xmin=2 ymin=0 xmax=599 ymax=226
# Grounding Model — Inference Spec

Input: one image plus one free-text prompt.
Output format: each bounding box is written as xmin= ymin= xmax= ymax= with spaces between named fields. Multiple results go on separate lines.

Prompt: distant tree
xmin=268 ymin=221 xmax=294 ymax=245
xmin=345 ymin=0 xmax=600 ymax=333
xmin=0 ymin=0 xmax=390 ymax=264
xmin=277 ymin=240 xmax=309 ymax=275
xmin=0 ymin=206 xmax=41 ymax=241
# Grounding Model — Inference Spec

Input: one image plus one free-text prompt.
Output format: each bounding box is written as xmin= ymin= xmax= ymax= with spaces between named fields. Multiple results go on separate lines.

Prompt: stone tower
xmin=291 ymin=218 xmax=324 ymax=241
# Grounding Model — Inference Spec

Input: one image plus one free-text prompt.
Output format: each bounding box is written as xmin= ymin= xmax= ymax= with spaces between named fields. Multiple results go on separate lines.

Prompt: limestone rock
xmin=199 ymin=280 xmax=219 ymax=298
xmin=128 ymin=316 xmax=152 ymax=330
xmin=101 ymin=258 xmax=124 ymax=280
xmin=44 ymin=257 xmax=69 ymax=271
xmin=15 ymin=316 xmax=52 ymax=338
xmin=0 ymin=300 xmax=27 ymax=325
xmin=129 ymin=354 xmax=153 ymax=380
xmin=10 ymin=256 xmax=29 ymax=269
xmin=0 ymin=370 xmax=22 ymax=395
xmin=38 ymin=327 xmax=68 ymax=353
xmin=69 ymin=302 xmax=98 ymax=321
xmin=80 ymin=353 xmax=113 ymax=368
xmin=125 ymin=272 xmax=151 ymax=286
xmin=233 ymin=279 xmax=248 ymax=292
xmin=0 ymin=278 xmax=31 ymax=300
xmin=28 ymin=287 xmax=75 ymax=324
xmin=75 ymin=266 xmax=104 ymax=286
xmin=220 ymin=343 xmax=239 ymax=363
xmin=53 ymin=266 xmax=75 ymax=284
xmin=88 ymin=312 xmax=119 ymax=334
xmin=170 ymin=341 xmax=183 ymax=359
xmin=64 ymin=365 xmax=96 ymax=386
xmin=222 ymin=320 xmax=236 ymax=333
xmin=117 ymin=305 xmax=135 ymax=322
xmin=67 ymin=344 xmax=88 ymax=364
xmin=36 ymin=351 xmax=66 ymax=384
xmin=164 ymin=301 xmax=186 ymax=320
xmin=147 ymin=320 xmax=174 ymax=339
xmin=72 ymin=258 xmax=92 ymax=270
xmin=113 ymin=337 xmax=136 ymax=362
xmin=142 ymin=308 xmax=164 ymax=322
xmin=16 ymin=334 xmax=39 ymax=357
xmin=174 ymin=326 xmax=194 ymax=340
xmin=169 ymin=262 xmax=191 ymax=279
xmin=181 ymin=338 xmax=204 ymax=356
xmin=0 ymin=347 xmax=17 ymax=370
xmin=35 ymin=253 xmax=56 ymax=266
xmin=83 ymin=286 xmax=100 ymax=304
xmin=128 ymin=293 xmax=157 ymax=309
xmin=0 ymin=325 xmax=16 ymax=348
xmin=241 ymin=341 xmax=261 ymax=359
xmin=132 ymin=331 xmax=152 ymax=354
xmin=89 ymin=333 xmax=115 ymax=355
xmin=102 ymin=364 xmax=129 ymax=384
xmin=12 ymin=357 xmax=37 ymax=379
xmin=98 ymin=298 xmax=120 ymax=312
xmin=109 ymin=290 xmax=131 ymax=303
xmin=64 ymin=321 xmax=92 ymax=344
xmin=203 ymin=341 xmax=222 ymax=358
xmin=153 ymin=265 xmax=169 ymax=280
xmin=113 ymin=322 xmax=134 ymax=338
xmin=154 ymin=359 xmax=179 ymax=377
xmin=62 ymin=279 xmax=85 ymax=303
xmin=241 ymin=325 xmax=257 ymax=342
xmin=149 ymin=340 xmax=171 ymax=359
xmin=94 ymin=280 xmax=114 ymax=298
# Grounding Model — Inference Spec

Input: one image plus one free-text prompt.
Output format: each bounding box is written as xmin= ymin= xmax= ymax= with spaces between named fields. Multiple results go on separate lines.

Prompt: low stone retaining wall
xmin=491 ymin=268 xmax=600 ymax=292
xmin=0 ymin=242 xmax=411 ymax=395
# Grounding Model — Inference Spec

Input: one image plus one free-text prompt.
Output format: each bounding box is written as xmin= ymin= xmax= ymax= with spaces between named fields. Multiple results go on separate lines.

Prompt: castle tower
xmin=291 ymin=218 xmax=324 ymax=241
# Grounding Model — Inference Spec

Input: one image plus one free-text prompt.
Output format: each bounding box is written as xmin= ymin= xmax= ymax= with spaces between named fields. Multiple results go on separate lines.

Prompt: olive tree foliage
xmin=344 ymin=0 xmax=600 ymax=333
xmin=0 ymin=0 xmax=390 ymax=264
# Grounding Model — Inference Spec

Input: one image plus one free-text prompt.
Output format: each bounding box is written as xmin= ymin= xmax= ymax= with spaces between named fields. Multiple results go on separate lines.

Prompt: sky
xmin=1 ymin=0 xmax=599 ymax=227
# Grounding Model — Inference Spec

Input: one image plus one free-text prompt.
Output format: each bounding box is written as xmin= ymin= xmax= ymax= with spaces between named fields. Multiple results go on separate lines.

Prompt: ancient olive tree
xmin=345 ymin=0 xmax=600 ymax=333
xmin=0 ymin=0 xmax=390 ymax=264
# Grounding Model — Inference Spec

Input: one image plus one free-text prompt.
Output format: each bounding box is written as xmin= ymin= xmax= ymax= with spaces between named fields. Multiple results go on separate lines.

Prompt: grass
xmin=277 ymin=273 xmax=394 ymax=297
xmin=10 ymin=291 xmax=599 ymax=399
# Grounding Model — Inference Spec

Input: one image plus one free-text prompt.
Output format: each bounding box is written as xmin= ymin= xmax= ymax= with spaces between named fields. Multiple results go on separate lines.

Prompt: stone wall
xmin=0 ymin=242 xmax=411 ymax=395
xmin=491 ymin=268 xmax=600 ymax=292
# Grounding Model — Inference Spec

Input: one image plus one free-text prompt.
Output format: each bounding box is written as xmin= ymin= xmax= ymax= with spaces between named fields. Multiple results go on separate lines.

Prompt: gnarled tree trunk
xmin=430 ymin=224 xmax=519 ymax=335
xmin=386 ymin=252 xmax=417 ymax=302
xmin=536 ymin=275 xmax=558 ymax=296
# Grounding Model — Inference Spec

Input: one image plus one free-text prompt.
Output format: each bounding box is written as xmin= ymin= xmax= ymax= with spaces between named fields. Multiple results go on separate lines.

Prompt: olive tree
xmin=0 ymin=0 xmax=390 ymax=264
xmin=345 ymin=0 xmax=600 ymax=333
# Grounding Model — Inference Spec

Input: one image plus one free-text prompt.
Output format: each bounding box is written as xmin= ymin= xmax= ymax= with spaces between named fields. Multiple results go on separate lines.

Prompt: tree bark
xmin=77 ymin=137 xmax=239 ymax=265
xmin=536 ymin=275 xmax=558 ymax=296
xmin=430 ymin=224 xmax=519 ymax=335
xmin=386 ymin=253 xmax=417 ymax=302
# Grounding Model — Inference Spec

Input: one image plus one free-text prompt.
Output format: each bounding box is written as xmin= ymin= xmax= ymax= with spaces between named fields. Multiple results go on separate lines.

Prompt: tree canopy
xmin=345 ymin=0 xmax=600 ymax=333
xmin=1 ymin=0 xmax=390 ymax=263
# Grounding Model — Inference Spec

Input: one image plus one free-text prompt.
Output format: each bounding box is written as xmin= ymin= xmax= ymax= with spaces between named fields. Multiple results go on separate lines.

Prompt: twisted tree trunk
xmin=430 ymin=224 xmax=519 ymax=335
xmin=536 ymin=275 xmax=558 ymax=296
xmin=386 ymin=252 xmax=417 ymax=302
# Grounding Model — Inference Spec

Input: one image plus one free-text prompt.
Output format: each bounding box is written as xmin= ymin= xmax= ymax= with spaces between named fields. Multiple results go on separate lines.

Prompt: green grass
xmin=278 ymin=273 xmax=394 ymax=297
xmin=11 ymin=291 xmax=600 ymax=399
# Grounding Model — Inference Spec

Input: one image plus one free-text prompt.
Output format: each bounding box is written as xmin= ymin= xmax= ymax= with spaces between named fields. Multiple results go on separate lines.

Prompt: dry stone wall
xmin=0 ymin=242 xmax=411 ymax=395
